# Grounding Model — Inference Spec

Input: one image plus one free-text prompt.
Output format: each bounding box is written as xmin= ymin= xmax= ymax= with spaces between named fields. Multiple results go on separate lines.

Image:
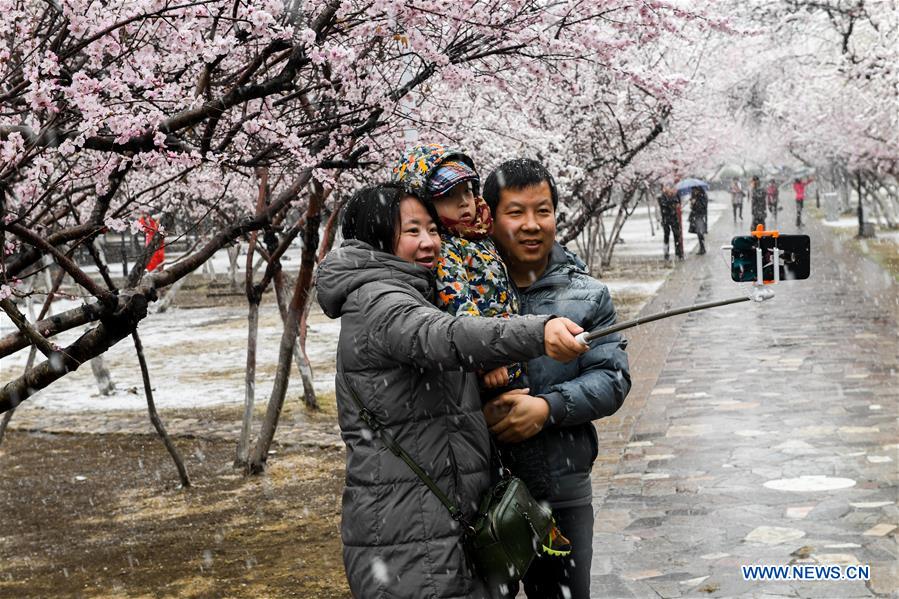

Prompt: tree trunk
xmin=0 ymin=410 xmax=13 ymax=445
xmin=856 ymin=172 xmax=867 ymax=237
xmin=865 ymin=176 xmax=896 ymax=228
xmin=236 ymin=168 xmax=268 ymax=469
xmin=316 ymin=196 xmax=348 ymax=262
xmin=247 ymin=184 xmax=325 ymax=474
xmin=839 ymin=166 xmax=851 ymax=212
xmin=202 ymin=256 xmax=216 ymax=279
xmin=272 ymin=270 xmax=312 ymax=397
xmin=90 ymin=356 xmax=116 ymax=395
xmin=227 ymin=243 xmax=241 ymax=290
xmin=153 ymin=276 xmax=187 ymax=314
xmin=86 ymin=237 xmax=117 ymax=395
xmin=0 ymin=271 xmax=65 ymax=445
xmin=601 ymin=190 xmax=629 ymax=267
xmin=247 ymin=277 xmax=303 ymax=474
xmin=587 ymin=215 xmax=602 ymax=275
xmin=296 ymin=290 xmax=318 ymax=410
xmin=132 ymin=330 xmax=191 ymax=488
xmin=94 ymin=236 xmax=110 ymax=274
xmin=120 ymin=234 xmax=129 ymax=278
xmin=235 ymin=300 xmax=260 ymax=467
xmin=41 ymin=254 xmax=55 ymax=294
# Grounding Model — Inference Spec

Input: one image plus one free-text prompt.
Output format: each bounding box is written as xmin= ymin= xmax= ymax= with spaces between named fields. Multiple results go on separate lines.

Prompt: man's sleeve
xmin=539 ymin=286 xmax=631 ymax=427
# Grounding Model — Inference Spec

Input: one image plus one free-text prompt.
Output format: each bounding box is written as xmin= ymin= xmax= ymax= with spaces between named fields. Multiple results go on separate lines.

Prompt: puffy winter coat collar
xmin=316 ymin=239 xmax=435 ymax=318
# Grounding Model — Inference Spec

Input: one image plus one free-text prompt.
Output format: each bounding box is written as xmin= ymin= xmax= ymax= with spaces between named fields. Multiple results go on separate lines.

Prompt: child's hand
xmin=481 ymin=366 xmax=510 ymax=389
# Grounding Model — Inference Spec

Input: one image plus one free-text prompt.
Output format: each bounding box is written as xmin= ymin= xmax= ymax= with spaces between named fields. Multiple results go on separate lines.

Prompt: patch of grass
xmin=812 ymin=209 xmax=899 ymax=282
xmin=851 ymin=236 xmax=899 ymax=281
xmin=609 ymin=290 xmax=651 ymax=322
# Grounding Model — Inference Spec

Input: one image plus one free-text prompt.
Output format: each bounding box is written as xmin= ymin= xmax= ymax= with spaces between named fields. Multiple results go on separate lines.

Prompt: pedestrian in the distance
xmin=657 ymin=184 xmax=684 ymax=261
xmin=766 ymin=179 xmax=780 ymax=225
xmin=138 ymin=212 xmax=165 ymax=271
xmin=750 ymin=175 xmax=766 ymax=230
xmin=729 ymin=177 xmax=744 ymax=224
xmin=688 ymin=186 xmax=708 ymax=255
xmin=793 ymin=176 xmax=813 ymax=228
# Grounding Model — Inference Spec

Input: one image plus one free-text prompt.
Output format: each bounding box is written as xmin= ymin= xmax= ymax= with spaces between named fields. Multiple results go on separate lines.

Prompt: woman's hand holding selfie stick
xmin=544 ymin=317 xmax=590 ymax=362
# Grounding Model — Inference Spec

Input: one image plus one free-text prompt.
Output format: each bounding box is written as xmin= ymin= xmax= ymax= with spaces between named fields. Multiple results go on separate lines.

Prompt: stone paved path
xmin=591 ymin=213 xmax=898 ymax=597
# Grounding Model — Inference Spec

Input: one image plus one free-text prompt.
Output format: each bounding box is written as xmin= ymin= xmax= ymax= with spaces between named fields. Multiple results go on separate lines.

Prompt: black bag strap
xmin=339 ymin=372 xmax=468 ymax=525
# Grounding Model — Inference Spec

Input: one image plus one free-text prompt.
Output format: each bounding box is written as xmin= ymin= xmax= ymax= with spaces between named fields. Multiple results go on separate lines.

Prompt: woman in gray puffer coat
xmin=316 ymin=184 xmax=587 ymax=599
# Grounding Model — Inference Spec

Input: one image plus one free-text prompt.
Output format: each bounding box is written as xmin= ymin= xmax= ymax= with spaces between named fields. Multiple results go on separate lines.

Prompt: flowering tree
xmin=376 ymin=4 xmax=735 ymax=273
xmin=693 ymin=0 xmax=898 ymax=231
xmin=1 ymin=0 xmax=719 ymax=474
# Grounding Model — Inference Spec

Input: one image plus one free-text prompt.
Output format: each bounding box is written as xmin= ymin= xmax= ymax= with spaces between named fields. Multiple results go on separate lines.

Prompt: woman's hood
xmin=315 ymin=240 xmax=435 ymax=318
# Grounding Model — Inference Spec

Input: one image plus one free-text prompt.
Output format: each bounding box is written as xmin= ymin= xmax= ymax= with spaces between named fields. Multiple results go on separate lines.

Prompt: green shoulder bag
xmin=341 ymin=374 xmax=553 ymax=588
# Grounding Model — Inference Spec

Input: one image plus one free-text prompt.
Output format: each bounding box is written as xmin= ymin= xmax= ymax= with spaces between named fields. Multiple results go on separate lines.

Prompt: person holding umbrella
xmin=687 ymin=185 xmax=709 ymax=255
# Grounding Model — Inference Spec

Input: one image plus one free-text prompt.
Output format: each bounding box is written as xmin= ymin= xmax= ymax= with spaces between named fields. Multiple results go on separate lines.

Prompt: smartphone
xmin=731 ymin=235 xmax=810 ymax=282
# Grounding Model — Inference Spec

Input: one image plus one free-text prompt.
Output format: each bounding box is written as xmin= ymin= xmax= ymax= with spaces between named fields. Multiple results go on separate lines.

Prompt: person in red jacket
xmin=793 ymin=177 xmax=813 ymax=228
xmin=138 ymin=213 xmax=165 ymax=271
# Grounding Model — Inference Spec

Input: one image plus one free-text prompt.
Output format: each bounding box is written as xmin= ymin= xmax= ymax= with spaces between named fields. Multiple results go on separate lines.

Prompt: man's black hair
xmin=340 ymin=183 xmax=441 ymax=253
xmin=482 ymin=158 xmax=559 ymax=215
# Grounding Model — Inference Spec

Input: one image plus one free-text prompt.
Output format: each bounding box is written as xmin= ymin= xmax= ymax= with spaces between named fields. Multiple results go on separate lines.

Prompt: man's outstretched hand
xmin=483 ymin=388 xmax=550 ymax=443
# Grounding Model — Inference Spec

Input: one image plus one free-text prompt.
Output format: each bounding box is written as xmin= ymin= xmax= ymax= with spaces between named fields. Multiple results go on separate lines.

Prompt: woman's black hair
xmin=482 ymin=158 xmax=559 ymax=215
xmin=340 ymin=183 xmax=442 ymax=253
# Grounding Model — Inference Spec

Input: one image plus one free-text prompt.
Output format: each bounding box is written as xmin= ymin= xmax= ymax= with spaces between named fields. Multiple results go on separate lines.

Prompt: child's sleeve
xmin=435 ymin=238 xmax=482 ymax=317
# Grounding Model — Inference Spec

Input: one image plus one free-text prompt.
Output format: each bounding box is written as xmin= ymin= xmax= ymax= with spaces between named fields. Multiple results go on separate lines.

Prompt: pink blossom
xmin=0 ymin=132 xmax=25 ymax=165
xmin=104 ymin=217 xmax=129 ymax=232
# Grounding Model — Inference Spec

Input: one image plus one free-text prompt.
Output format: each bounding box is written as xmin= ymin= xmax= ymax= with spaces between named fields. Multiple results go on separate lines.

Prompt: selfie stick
xmin=574 ymin=296 xmax=753 ymax=345
xmin=574 ymin=225 xmax=780 ymax=345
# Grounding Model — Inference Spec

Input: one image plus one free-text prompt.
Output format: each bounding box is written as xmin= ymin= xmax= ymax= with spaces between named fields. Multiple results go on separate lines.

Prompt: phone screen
xmin=731 ymin=235 xmax=810 ymax=282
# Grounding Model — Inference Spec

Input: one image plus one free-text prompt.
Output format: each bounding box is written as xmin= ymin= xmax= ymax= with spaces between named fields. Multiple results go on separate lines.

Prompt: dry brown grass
xmin=0 ymin=432 xmax=349 ymax=599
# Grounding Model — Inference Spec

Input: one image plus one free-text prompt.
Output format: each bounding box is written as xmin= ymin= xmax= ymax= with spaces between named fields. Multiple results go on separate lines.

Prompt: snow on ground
xmin=821 ymin=217 xmax=863 ymax=229
xmin=605 ymin=279 xmax=667 ymax=296
xmin=817 ymin=215 xmax=898 ymax=252
xmin=1 ymin=191 xmax=729 ymax=412
xmin=0 ymin=300 xmax=341 ymax=412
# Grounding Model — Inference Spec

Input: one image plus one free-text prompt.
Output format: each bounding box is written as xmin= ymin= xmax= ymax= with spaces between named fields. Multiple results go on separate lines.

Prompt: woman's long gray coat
xmin=316 ymin=240 xmax=551 ymax=599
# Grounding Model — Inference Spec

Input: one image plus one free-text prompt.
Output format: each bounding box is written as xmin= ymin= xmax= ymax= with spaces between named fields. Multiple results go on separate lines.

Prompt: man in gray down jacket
xmin=483 ymin=159 xmax=632 ymax=599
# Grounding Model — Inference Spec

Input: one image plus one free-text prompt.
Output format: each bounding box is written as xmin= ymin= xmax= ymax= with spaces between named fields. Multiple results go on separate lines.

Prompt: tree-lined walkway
xmin=592 ymin=213 xmax=898 ymax=597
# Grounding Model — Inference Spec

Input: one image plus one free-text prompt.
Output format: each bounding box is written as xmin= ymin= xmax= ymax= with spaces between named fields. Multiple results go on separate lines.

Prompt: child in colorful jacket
xmin=392 ymin=144 xmax=521 ymax=388
xmin=392 ymin=143 xmax=571 ymax=556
